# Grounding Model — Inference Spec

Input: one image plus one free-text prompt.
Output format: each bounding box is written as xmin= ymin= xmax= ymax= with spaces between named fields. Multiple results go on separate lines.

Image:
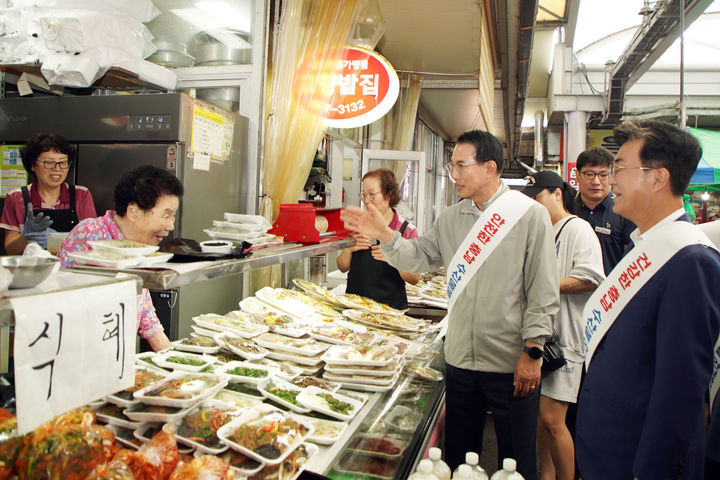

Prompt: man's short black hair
xmin=114 ymin=165 xmax=184 ymax=216
xmin=20 ymin=132 xmax=74 ymax=176
xmin=456 ymin=130 xmax=504 ymax=174
xmin=576 ymin=147 xmax=613 ymax=172
xmin=613 ymin=120 xmax=702 ymax=196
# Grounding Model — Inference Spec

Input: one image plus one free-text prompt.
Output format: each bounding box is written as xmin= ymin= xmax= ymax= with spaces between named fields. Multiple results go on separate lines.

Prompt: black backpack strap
xmin=399 ymin=220 xmax=409 ymax=236
xmin=555 ymin=216 xmax=577 ymax=243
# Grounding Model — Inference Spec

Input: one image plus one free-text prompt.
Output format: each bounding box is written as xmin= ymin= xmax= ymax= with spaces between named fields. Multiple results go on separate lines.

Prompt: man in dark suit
xmin=576 ymin=120 xmax=720 ymax=479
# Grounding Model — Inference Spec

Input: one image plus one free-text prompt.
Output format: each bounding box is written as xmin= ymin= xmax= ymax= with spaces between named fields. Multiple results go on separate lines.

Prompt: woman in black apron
xmin=1 ymin=133 xmax=96 ymax=254
xmin=336 ymin=169 xmax=420 ymax=309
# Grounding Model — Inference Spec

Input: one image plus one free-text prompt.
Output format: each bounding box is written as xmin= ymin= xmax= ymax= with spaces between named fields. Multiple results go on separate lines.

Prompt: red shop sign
xmin=325 ymin=47 xmax=399 ymax=128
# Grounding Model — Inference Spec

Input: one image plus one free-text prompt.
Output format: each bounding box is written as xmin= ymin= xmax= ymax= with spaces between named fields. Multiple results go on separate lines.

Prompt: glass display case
xmin=322 ymin=346 xmax=446 ymax=480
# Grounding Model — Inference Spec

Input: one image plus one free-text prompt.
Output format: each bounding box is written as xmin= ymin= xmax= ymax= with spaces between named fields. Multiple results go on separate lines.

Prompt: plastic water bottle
xmin=489 ymin=458 xmax=524 ymax=480
xmin=452 ymin=452 xmax=488 ymax=480
xmin=464 ymin=451 xmax=489 ymax=480
xmin=427 ymin=447 xmax=452 ymax=480
xmin=452 ymin=464 xmax=474 ymax=480
xmin=410 ymin=459 xmax=440 ymax=480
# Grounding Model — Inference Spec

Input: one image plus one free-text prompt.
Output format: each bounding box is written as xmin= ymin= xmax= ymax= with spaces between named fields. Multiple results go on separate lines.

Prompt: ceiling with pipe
xmin=373 ymin=0 xmax=575 ymax=164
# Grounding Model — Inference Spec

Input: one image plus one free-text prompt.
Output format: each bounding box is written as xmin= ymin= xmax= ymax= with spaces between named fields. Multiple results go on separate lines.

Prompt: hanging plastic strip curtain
xmin=387 ymin=72 xmax=423 ymax=183
xmin=261 ymin=0 xmax=361 ymax=221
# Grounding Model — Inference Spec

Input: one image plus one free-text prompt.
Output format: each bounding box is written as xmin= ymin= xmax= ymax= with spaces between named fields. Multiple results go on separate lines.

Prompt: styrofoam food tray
xmin=265 ymin=348 xmax=324 ymax=367
xmin=323 ymin=356 xmax=402 ymax=377
xmin=151 ymin=351 xmax=217 ymax=373
xmin=170 ymin=336 xmax=221 ymax=354
xmin=199 ymin=447 xmax=264 ymax=475
xmin=215 ymin=404 xmax=314 ymax=466
xmin=193 ymin=313 xmax=268 ymax=339
xmin=292 ymin=414 xmax=348 ymax=445
xmin=106 ymin=368 xmax=168 ymax=408
xmin=136 ymin=252 xmax=174 ymax=266
xmin=296 ymin=385 xmax=366 ymax=421
xmin=257 ymin=376 xmax=311 ymax=413
xmin=215 ymin=360 xmax=279 ymax=385
xmin=248 ymin=443 xmax=318 ymax=480
xmin=322 ymin=370 xmax=398 ymax=386
xmin=96 ymin=406 xmax=143 ymax=430
xmin=325 ymin=373 xmax=400 ymax=393
xmin=223 ymin=213 xmax=272 ymax=228
xmin=88 ymin=239 xmax=159 ymax=257
xmin=213 ymin=331 xmax=269 ymax=361
xmin=321 ymin=345 xmax=397 ymax=367
xmin=132 ymin=372 xmax=228 ymax=408
xmin=124 ymin=403 xmax=195 ymax=423
xmin=67 ymin=251 xmax=140 ymax=269
xmin=213 ymin=220 xmax=266 ymax=233
xmin=254 ymin=332 xmax=329 ymax=357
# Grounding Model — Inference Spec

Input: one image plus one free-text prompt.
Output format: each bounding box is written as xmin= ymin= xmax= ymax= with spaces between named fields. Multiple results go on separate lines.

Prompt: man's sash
xmin=446 ymin=190 xmax=534 ymax=312
xmin=581 ymin=221 xmax=720 ymax=407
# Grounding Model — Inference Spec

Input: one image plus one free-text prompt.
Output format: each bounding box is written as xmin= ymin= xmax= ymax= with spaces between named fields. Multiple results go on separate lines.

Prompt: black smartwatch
xmin=523 ymin=345 xmax=543 ymax=360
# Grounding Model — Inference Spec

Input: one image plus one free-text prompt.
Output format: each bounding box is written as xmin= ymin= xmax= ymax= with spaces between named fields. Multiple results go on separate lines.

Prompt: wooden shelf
xmin=0 ymin=63 xmax=168 ymax=91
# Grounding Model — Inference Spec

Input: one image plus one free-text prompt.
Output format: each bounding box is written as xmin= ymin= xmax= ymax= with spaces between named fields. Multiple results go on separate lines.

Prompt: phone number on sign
xmin=332 ymin=100 xmax=366 ymax=115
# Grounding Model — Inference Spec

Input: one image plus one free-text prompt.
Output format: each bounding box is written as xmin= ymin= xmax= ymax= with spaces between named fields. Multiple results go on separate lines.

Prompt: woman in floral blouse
xmin=58 ymin=165 xmax=184 ymax=352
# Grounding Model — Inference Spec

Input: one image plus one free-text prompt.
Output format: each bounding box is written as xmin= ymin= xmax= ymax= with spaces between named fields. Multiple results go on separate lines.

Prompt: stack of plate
xmin=254 ymin=332 xmax=329 ymax=376
xmin=68 ymin=239 xmax=173 ymax=268
xmin=321 ymin=344 xmax=404 ymax=392
xmin=203 ymin=212 xmax=281 ymax=247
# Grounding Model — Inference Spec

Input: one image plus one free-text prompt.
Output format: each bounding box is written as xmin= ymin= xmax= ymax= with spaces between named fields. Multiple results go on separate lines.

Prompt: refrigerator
xmin=0 ymin=93 xmax=251 ymax=349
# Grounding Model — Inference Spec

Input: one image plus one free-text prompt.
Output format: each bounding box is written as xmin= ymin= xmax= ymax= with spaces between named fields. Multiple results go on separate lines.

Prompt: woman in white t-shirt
xmin=522 ymin=170 xmax=605 ymax=480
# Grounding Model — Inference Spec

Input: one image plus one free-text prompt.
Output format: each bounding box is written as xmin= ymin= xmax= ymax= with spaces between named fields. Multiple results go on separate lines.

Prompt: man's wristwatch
xmin=523 ymin=345 xmax=543 ymax=360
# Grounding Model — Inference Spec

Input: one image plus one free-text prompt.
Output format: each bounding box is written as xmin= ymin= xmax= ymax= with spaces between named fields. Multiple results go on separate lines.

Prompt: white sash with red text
xmin=446 ymin=190 xmax=534 ymax=312
xmin=582 ymin=221 xmax=720 ymax=407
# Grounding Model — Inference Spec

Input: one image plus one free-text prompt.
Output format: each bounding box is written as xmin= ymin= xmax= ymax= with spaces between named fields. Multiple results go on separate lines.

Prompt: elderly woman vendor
xmin=57 ymin=165 xmax=183 ymax=352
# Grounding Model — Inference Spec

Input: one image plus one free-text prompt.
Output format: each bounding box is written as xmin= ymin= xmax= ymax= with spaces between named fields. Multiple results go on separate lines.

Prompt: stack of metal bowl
xmin=0 ymin=256 xmax=59 ymax=289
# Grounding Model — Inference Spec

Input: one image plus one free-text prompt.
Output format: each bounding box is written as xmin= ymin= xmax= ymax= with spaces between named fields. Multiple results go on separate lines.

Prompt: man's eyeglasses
xmin=361 ymin=191 xmax=380 ymax=200
xmin=445 ymin=161 xmax=480 ymax=176
xmin=610 ymin=165 xmax=657 ymax=176
xmin=580 ymin=170 xmax=610 ymax=180
xmin=41 ymin=160 xmax=71 ymax=170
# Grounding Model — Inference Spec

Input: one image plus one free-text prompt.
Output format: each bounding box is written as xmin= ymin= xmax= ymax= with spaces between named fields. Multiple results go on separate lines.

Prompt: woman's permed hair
xmin=114 ymin=165 xmax=184 ymax=216
xmin=362 ymin=168 xmax=401 ymax=207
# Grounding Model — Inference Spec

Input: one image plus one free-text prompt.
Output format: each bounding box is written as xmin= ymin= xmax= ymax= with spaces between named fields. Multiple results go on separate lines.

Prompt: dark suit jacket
xmin=576 ymin=222 xmax=720 ymax=479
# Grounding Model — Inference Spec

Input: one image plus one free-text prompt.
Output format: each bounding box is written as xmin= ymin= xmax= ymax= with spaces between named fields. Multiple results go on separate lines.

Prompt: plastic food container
xmin=132 ymin=372 xmax=228 ymax=408
xmin=216 ymin=404 xmax=314 ymax=466
xmin=200 ymin=240 xmax=234 ymax=254
xmin=296 ymin=385 xmax=366 ymax=421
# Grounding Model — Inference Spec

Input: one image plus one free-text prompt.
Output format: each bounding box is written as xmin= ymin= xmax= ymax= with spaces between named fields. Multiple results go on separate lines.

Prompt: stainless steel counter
xmin=70 ymin=238 xmax=355 ymax=290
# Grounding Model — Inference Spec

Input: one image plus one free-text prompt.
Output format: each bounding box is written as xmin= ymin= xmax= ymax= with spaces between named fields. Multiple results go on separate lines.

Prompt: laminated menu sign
xmin=11 ymin=280 xmax=137 ymax=434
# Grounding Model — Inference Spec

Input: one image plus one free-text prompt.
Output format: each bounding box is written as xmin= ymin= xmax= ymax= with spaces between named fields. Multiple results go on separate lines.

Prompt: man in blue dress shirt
xmin=574 ymin=147 xmax=636 ymax=274
xmin=576 ymin=120 xmax=720 ymax=479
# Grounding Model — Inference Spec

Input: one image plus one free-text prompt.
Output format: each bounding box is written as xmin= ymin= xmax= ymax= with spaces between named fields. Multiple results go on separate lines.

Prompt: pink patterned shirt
xmin=58 ymin=210 xmax=164 ymax=340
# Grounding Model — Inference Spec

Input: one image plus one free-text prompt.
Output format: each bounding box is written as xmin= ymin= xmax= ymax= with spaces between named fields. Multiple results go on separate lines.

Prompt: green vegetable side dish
xmin=167 ymin=355 xmax=206 ymax=366
xmin=318 ymin=393 xmax=353 ymax=415
xmin=268 ymin=385 xmax=300 ymax=405
xmin=227 ymin=366 xmax=268 ymax=378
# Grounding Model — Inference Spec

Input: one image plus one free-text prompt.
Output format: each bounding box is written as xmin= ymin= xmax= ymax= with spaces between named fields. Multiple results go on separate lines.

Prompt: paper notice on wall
xmin=193 ymin=152 xmax=211 ymax=171
xmin=11 ymin=280 xmax=137 ymax=434
xmin=1 ymin=145 xmax=28 ymax=198
xmin=191 ymin=106 xmax=225 ymax=160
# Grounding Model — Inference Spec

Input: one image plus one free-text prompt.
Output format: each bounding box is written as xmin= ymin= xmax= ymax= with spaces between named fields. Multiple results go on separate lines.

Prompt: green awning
xmin=688 ymin=127 xmax=720 ymax=190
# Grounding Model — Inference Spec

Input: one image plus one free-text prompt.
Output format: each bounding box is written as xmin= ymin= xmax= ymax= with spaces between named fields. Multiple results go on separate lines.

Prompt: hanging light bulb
xmin=702 ymin=191 xmax=710 ymax=201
